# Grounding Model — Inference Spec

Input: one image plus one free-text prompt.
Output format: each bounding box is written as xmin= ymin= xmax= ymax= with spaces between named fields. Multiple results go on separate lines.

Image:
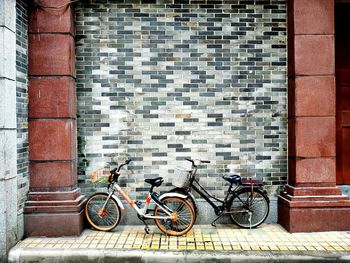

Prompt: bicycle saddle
xmin=223 ymin=174 xmax=241 ymax=185
xmin=145 ymin=177 xmax=164 ymax=187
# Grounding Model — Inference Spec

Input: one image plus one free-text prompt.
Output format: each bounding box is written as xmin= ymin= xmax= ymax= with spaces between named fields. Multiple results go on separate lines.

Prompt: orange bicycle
xmin=85 ymin=159 xmax=195 ymax=236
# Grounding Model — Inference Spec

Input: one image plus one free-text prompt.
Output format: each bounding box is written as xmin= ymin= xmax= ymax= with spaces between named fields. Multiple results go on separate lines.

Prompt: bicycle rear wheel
xmin=85 ymin=193 xmax=121 ymax=231
xmin=228 ymin=188 xmax=269 ymax=228
xmin=154 ymin=197 xmax=195 ymax=236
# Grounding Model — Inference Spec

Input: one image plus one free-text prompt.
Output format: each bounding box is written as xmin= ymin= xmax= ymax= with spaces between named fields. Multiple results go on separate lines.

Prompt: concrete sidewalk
xmin=8 ymin=224 xmax=350 ymax=262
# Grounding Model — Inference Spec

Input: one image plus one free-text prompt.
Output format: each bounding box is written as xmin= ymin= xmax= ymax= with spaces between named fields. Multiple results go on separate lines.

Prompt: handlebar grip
xmin=185 ymin=158 xmax=210 ymax=164
xmin=117 ymin=159 xmax=132 ymax=172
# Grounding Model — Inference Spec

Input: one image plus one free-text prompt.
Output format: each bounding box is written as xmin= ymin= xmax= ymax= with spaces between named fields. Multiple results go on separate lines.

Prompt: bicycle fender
xmin=170 ymin=188 xmax=199 ymax=214
xmin=158 ymin=192 xmax=188 ymax=200
xmin=186 ymin=191 xmax=198 ymax=212
xmin=111 ymin=194 xmax=126 ymax=211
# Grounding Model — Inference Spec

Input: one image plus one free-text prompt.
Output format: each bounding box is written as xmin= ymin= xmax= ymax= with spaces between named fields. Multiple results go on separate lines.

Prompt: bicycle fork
xmin=99 ymin=191 xmax=115 ymax=217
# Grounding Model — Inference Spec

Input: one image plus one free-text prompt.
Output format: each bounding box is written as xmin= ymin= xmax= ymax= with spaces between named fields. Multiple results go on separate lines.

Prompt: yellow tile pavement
xmin=15 ymin=224 xmax=350 ymax=253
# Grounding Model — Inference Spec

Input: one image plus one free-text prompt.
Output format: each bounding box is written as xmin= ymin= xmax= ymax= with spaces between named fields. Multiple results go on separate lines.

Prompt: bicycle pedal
xmin=211 ymin=222 xmax=217 ymax=227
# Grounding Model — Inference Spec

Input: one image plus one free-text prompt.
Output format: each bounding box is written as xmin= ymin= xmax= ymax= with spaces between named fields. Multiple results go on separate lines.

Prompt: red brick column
xmin=24 ymin=1 xmax=85 ymax=236
xmin=278 ymin=0 xmax=350 ymax=232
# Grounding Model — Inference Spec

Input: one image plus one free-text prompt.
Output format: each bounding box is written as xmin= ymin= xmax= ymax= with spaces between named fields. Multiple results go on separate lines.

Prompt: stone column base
xmin=278 ymin=185 xmax=350 ymax=232
xmin=24 ymin=189 xmax=86 ymax=237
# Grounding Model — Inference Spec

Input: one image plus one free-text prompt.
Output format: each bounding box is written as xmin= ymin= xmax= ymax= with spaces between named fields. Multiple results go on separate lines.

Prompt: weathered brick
xmin=16 ymin=0 xmax=29 ymax=233
xmin=75 ymin=0 xmax=288 ymax=197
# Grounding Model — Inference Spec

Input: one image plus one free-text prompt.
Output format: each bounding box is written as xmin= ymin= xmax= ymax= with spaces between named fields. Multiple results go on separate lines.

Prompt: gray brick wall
xmin=75 ymin=0 xmax=287 ymax=200
xmin=16 ymin=0 xmax=28 ymax=237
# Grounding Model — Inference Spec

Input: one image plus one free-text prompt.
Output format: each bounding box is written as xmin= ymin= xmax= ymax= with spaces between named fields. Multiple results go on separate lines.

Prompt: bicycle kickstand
xmin=248 ymin=211 xmax=252 ymax=230
xmin=211 ymin=214 xmax=223 ymax=227
xmin=141 ymin=220 xmax=150 ymax=234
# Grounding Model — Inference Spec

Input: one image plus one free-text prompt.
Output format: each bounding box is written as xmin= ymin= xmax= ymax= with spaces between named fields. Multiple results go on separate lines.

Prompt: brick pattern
xmin=16 ymin=0 xmax=29 ymax=217
xmin=75 ymin=0 xmax=287 ymax=198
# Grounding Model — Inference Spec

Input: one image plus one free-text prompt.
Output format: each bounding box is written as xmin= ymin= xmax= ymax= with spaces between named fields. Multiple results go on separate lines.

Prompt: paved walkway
xmin=8 ymin=224 xmax=350 ymax=262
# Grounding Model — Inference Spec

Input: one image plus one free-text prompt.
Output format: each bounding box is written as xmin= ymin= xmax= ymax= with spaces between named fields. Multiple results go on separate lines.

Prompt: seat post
xmin=228 ymin=183 xmax=233 ymax=193
xmin=149 ymin=186 xmax=154 ymax=193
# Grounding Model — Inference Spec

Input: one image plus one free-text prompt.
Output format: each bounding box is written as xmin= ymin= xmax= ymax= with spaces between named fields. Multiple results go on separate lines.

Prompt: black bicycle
xmin=171 ymin=158 xmax=270 ymax=228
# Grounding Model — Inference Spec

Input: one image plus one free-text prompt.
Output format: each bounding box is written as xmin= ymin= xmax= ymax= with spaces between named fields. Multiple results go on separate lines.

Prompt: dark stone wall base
xmin=24 ymin=209 xmax=85 ymax=237
xmin=278 ymin=193 xmax=350 ymax=232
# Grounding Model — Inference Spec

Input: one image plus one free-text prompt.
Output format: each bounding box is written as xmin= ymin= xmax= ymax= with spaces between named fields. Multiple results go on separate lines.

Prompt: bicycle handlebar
xmin=117 ymin=159 xmax=131 ymax=172
xmin=108 ymin=159 xmax=132 ymax=188
xmin=110 ymin=159 xmax=132 ymax=175
xmin=185 ymin=158 xmax=210 ymax=167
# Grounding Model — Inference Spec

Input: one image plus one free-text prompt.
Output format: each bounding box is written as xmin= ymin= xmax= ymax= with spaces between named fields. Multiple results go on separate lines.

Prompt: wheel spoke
xmin=176 ymin=202 xmax=185 ymax=213
xmin=85 ymin=194 xmax=120 ymax=231
xmin=154 ymin=197 xmax=194 ymax=236
xmin=229 ymin=189 xmax=269 ymax=228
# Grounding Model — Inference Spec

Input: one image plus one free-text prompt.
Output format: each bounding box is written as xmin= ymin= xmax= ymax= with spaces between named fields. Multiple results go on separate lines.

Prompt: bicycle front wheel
xmin=85 ymin=193 xmax=121 ymax=231
xmin=228 ymin=188 xmax=269 ymax=228
xmin=154 ymin=197 xmax=195 ymax=236
xmin=169 ymin=188 xmax=198 ymax=222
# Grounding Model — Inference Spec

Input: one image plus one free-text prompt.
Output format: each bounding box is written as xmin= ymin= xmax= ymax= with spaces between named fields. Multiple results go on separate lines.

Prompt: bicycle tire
xmin=85 ymin=192 xmax=121 ymax=231
xmin=227 ymin=188 xmax=269 ymax=228
xmin=154 ymin=196 xmax=195 ymax=236
xmin=169 ymin=188 xmax=198 ymax=222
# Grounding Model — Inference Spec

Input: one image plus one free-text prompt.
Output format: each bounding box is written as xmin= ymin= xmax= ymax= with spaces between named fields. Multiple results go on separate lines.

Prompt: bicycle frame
xmin=185 ymin=160 xmax=249 ymax=215
xmin=190 ymin=177 xmax=238 ymax=213
xmin=107 ymin=182 xmax=174 ymax=220
xmin=103 ymin=181 xmax=190 ymax=222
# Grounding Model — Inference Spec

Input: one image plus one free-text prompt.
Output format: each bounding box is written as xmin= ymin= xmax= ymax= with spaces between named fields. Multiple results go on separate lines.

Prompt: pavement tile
xmin=277 ymin=245 xmax=288 ymax=251
xmin=296 ymin=246 xmax=307 ymax=251
xmin=231 ymin=245 xmax=241 ymax=250
xmin=214 ymin=245 xmax=223 ymax=250
xmin=260 ymin=245 xmax=270 ymax=250
xmin=223 ymin=245 xmax=231 ymax=250
xmin=305 ymin=246 xmax=316 ymax=251
xmin=250 ymin=246 xmax=260 ymax=250
xmin=268 ymin=245 xmax=279 ymax=251
xmin=10 ymin=224 xmax=350 ymax=256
